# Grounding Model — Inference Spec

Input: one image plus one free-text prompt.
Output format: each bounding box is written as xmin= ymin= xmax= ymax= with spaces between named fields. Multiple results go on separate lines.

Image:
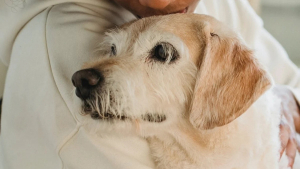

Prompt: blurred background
xmin=260 ymin=0 xmax=300 ymax=66
xmin=0 ymin=0 xmax=299 ymax=97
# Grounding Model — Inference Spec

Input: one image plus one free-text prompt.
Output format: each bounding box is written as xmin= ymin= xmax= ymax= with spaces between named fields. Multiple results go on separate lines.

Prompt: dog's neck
xmin=151 ymin=118 xmax=237 ymax=159
xmin=146 ymin=93 xmax=281 ymax=169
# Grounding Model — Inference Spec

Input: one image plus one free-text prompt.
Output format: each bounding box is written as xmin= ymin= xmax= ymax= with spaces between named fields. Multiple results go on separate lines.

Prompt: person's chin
xmin=187 ymin=0 xmax=200 ymax=13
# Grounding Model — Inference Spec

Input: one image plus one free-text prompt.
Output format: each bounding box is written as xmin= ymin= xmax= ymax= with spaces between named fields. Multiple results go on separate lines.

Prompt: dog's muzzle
xmin=72 ymin=69 xmax=167 ymax=123
xmin=72 ymin=69 xmax=102 ymax=100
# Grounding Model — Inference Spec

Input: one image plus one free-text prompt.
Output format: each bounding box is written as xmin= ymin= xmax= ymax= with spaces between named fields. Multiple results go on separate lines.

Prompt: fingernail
xmin=288 ymin=157 xmax=294 ymax=167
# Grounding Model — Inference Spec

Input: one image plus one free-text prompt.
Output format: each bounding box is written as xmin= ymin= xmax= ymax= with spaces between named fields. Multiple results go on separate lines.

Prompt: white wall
xmin=262 ymin=0 xmax=300 ymax=6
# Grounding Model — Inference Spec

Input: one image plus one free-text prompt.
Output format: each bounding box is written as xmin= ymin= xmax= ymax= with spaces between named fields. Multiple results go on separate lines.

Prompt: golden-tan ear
xmin=189 ymin=32 xmax=271 ymax=130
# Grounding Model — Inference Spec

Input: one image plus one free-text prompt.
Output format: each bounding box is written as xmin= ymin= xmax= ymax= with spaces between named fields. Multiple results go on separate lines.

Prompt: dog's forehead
xmin=124 ymin=14 xmax=209 ymax=33
xmin=124 ymin=14 xmax=202 ymax=41
xmin=121 ymin=14 xmax=212 ymax=63
xmin=112 ymin=14 xmax=228 ymax=64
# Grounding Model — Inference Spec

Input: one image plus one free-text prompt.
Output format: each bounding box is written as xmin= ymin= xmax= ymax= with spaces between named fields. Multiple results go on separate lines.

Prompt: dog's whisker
xmin=95 ymin=97 xmax=101 ymax=115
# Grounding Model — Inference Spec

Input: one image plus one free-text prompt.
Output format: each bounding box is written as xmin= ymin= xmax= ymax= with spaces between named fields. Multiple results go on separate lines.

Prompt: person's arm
xmin=0 ymin=61 xmax=6 ymax=118
xmin=255 ymin=26 xmax=300 ymax=167
xmin=0 ymin=1 xmax=156 ymax=168
xmin=0 ymin=60 xmax=7 ymax=129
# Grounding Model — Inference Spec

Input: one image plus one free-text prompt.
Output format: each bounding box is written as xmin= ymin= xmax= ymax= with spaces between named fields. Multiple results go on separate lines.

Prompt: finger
xmin=286 ymin=138 xmax=297 ymax=168
xmin=296 ymin=134 xmax=300 ymax=153
xmin=280 ymin=124 xmax=291 ymax=157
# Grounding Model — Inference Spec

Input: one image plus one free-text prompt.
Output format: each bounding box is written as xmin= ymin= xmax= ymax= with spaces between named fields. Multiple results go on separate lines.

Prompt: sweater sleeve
xmin=0 ymin=0 xmax=133 ymax=66
xmin=255 ymin=28 xmax=300 ymax=102
xmin=0 ymin=0 xmax=48 ymax=66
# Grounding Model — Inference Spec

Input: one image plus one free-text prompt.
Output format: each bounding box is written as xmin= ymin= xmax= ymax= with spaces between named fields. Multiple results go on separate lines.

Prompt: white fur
xmin=144 ymin=89 xmax=281 ymax=169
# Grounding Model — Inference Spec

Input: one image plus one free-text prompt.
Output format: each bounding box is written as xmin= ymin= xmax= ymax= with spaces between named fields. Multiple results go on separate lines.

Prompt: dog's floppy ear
xmin=189 ymin=26 xmax=271 ymax=130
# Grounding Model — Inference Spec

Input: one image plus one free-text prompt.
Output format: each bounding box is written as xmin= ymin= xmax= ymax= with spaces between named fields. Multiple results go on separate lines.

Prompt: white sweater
xmin=0 ymin=0 xmax=299 ymax=168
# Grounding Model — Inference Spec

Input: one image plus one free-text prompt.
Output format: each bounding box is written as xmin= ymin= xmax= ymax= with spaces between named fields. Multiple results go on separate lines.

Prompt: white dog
xmin=72 ymin=14 xmax=299 ymax=169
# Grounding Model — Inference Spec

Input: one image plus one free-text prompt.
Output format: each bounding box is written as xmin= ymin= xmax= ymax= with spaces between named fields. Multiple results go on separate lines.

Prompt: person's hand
xmin=273 ymin=85 xmax=300 ymax=167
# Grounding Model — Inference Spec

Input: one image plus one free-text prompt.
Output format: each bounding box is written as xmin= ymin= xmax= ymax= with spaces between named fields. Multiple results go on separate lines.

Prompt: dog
xmin=72 ymin=14 xmax=299 ymax=169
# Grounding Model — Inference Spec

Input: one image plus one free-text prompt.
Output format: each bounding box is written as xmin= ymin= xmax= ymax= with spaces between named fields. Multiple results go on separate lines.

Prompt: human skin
xmin=113 ymin=0 xmax=200 ymax=17
xmin=112 ymin=0 xmax=300 ymax=167
xmin=273 ymin=86 xmax=300 ymax=167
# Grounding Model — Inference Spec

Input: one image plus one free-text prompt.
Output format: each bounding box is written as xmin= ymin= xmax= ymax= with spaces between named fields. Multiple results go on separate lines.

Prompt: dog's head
xmin=72 ymin=14 xmax=271 ymax=131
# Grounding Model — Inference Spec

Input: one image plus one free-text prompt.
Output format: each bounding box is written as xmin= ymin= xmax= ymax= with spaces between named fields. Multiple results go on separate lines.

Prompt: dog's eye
xmin=154 ymin=45 xmax=168 ymax=61
xmin=151 ymin=42 xmax=179 ymax=63
xmin=111 ymin=44 xmax=117 ymax=56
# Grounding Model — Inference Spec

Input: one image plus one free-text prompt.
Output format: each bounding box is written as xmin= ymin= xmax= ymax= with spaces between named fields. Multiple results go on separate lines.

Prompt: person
xmin=0 ymin=0 xmax=299 ymax=168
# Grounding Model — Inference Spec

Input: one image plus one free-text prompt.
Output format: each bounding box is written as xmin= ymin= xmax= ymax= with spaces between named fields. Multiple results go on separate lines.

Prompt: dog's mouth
xmin=142 ymin=114 xmax=166 ymax=123
xmin=82 ymin=101 xmax=127 ymax=120
xmin=89 ymin=111 xmax=128 ymax=120
xmin=82 ymin=101 xmax=166 ymax=123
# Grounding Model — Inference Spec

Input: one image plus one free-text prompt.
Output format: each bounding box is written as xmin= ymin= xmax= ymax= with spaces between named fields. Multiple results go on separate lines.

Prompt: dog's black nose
xmin=72 ymin=69 xmax=102 ymax=99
